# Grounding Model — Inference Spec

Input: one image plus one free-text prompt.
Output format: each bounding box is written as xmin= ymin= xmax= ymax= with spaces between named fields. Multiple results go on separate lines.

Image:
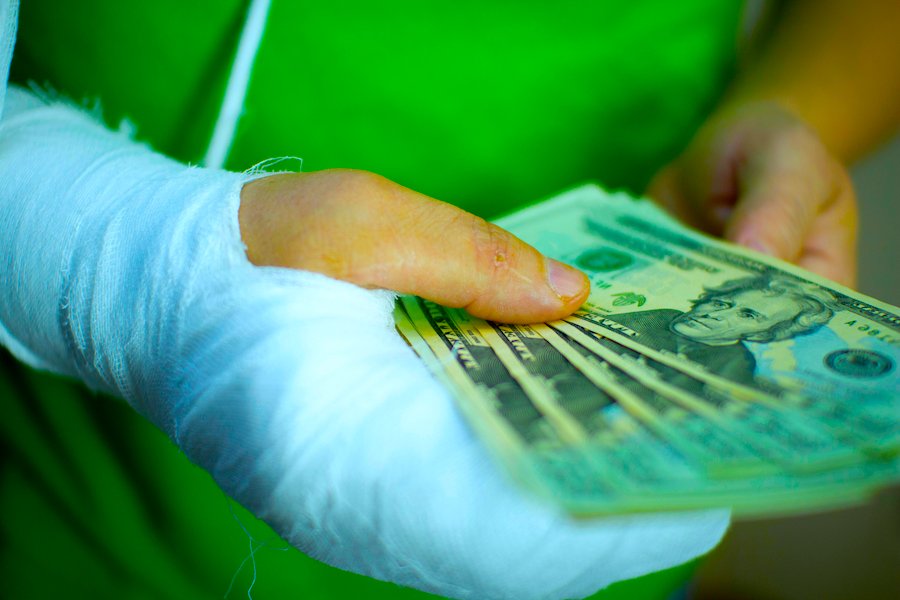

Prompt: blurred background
xmin=690 ymin=134 xmax=900 ymax=600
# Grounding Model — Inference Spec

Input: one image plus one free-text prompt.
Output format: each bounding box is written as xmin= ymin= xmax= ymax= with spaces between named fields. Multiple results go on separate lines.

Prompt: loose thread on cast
xmin=223 ymin=497 xmax=290 ymax=600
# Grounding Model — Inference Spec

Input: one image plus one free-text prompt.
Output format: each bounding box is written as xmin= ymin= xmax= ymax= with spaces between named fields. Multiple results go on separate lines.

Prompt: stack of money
xmin=396 ymin=185 xmax=900 ymax=518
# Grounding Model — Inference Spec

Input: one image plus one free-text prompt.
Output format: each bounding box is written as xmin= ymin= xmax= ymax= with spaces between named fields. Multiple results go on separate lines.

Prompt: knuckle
xmin=778 ymin=121 xmax=817 ymax=150
xmin=317 ymin=168 xmax=392 ymax=203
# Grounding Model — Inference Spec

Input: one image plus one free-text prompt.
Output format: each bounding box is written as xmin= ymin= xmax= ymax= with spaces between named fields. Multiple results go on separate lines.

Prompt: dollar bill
xmin=551 ymin=320 xmax=866 ymax=471
xmin=398 ymin=299 xmax=899 ymax=516
xmin=532 ymin=323 xmax=775 ymax=474
xmin=399 ymin=297 xmax=630 ymax=510
xmin=478 ymin=319 xmax=704 ymax=487
xmin=392 ymin=185 xmax=899 ymax=516
xmin=400 ymin=299 xmax=694 ymax=487
xmin=498 ymin=186 xmax=900 ymax=455
xmin=505 ymin=326 xmax=899 ymax=511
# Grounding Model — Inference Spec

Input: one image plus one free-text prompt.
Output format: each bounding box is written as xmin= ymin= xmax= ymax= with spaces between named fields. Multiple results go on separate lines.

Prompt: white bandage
xmin=0 ymin=87 xmax=729 ymax=599
xmin=0 ymin=0 xmax=17 ymax=119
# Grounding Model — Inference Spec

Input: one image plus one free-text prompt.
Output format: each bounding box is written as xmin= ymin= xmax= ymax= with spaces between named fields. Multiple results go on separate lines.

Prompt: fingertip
xmin=728 ymin=229 xmax=775 ymax=258
xmin=724 ymin=205 xmax=798 ymax=262
xmin=798 ymin=250 xmax=857 ymax=289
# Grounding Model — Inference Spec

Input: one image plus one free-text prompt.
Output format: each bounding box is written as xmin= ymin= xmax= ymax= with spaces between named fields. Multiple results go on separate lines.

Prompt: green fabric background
xmin=4 ymin=0 xmax=742 ymax=597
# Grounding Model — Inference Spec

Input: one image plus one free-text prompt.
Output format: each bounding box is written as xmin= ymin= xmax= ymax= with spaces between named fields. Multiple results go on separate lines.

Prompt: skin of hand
xmin=648 ymin=101 xmax=857 ymax=288
xmin=648 ymin=0 xmax=900 ymax=291
xmin=238 ymin=168 xmax=590 ymax=323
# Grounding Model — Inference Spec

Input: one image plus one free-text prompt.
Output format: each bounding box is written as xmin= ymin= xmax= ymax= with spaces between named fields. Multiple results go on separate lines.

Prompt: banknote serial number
xmin=843 ymin=320 xmax=899 ymax=345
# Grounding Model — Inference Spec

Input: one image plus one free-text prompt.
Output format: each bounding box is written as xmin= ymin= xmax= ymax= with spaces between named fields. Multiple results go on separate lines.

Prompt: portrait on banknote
xmin=603 ymin=274 xmax=837 ymax=385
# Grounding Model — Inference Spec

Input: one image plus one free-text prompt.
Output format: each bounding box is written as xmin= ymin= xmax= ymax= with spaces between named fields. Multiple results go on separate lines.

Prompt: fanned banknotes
xmin=396 ymin=185 xmax=900 ymax=517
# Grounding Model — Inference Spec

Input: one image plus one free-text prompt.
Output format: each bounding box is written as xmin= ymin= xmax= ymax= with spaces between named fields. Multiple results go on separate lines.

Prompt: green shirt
xmin=12 ymin=0 xmax=740 ymax=214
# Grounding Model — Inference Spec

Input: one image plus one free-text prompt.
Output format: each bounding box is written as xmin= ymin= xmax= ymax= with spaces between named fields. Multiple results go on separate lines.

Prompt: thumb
xmin=239 ymin=169 xmax=589 ymax=323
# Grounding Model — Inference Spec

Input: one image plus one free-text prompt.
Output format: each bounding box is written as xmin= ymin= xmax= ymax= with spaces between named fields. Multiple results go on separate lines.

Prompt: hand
xmin=239 ymin=168 xmax=589 ymax=323
xmin=647 ymin=101 xmax=858 ymax=287
xmin=227 ymin=168 xmax=727 ymax=597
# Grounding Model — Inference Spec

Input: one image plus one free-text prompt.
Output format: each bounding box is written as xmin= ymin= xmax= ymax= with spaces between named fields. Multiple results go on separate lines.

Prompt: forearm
xmin=722 ymin=0 xmax=900 ymax=162
xmin=0 ymin=86 xmax=252 ymax=423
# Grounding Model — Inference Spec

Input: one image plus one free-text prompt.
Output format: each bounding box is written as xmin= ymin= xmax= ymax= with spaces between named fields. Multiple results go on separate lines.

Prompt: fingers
xmin=239 ymin=169 xmax=589 ymax=323
xmin=647 ymin=108 xmax=752 ymax=234
xmin=794 ymin=181 xmax=858 ymax=288
xmin=649 ymin=103 xmax=859 ymax=288
xmin=722 ymin=130 xmax=858 ymax=287
xmin=723 ymin=136 xmax=827 ymax=261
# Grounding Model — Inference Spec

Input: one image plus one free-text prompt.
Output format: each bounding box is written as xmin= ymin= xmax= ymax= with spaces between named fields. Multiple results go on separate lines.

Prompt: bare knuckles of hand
xmin=648 ymin=102 xmax=858 ymax=288
xmin=238 ymin=169 xmax=590 ymax=323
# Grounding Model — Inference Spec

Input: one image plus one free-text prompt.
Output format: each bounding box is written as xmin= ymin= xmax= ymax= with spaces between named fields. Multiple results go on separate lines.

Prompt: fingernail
xmin=546 ymin=259 xmax=588 ymax=301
